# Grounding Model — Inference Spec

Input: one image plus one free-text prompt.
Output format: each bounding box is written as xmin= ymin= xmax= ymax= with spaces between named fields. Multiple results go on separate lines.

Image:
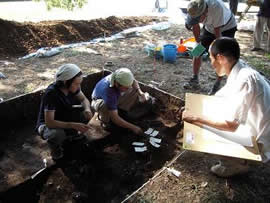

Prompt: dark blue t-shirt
xmin=36 ymin=83 xmax=80 ymax=129
xmin=92 ymin=75 xmax=120 ymax=110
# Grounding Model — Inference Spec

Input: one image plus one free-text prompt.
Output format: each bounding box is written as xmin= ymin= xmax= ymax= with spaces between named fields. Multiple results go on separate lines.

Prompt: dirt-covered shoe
xmin=210 ymin=162 xmax=249 ymax=178
xmin=183 ymin=77 xmax=199 ymax=89
xmin=251 ymin=47 xmax=263 ymax=52
xmin=38 ymin=124 xmax=47 ymax=139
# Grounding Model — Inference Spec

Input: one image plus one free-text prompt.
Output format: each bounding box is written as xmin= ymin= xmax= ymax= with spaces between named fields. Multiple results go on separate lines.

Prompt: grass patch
xmin=266 ymin=53 xmax=270 ymax=60
xmin=245 ymin=56 xmax=270 ymax=78
xmin=24 ymin=83 xmax=36 ymax=94
xmin=62 ymin=49 xmax=82 ymax=57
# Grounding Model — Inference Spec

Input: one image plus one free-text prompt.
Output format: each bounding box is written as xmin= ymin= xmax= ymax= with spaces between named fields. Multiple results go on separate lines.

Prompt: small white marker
xmin=132 ymin=142 xmax=145 ymax=146
xmin=150 ymin=130 xmax=159 ymax=137
xmin=150 ymin=137 xmax=161 ymax=143
xmin=43 ymin=158 xmax=47 ymax=168
xmin=72 ymin=105 xmax=83 ymax=108
xmin=144 ymin=128 xmax=154 ymax=135
xmin=149 ymin=139 xmax=160 ymax=148
xmin=134 ymin=146 xmax=147 ymax=152
xmin=167 ymin=168 xmax=181 ymax=177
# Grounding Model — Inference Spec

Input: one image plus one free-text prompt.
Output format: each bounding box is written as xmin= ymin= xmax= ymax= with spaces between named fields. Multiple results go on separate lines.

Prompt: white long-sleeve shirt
xmin=215 ymin=59 xmax=270 ymax=162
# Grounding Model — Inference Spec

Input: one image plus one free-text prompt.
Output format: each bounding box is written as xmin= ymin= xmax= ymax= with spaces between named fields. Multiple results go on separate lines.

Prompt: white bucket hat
xmin=56 ymin=64 xmax=81 ymax=81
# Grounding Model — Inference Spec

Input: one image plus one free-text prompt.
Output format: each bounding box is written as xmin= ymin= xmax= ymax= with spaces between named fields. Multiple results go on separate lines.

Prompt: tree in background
xmin=34 ymin=0 xmax=88 ymax=10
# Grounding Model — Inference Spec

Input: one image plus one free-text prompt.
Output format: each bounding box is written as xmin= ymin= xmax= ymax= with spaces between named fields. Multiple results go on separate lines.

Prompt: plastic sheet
xmin=20 ymin=22 xmax=172 ymax=59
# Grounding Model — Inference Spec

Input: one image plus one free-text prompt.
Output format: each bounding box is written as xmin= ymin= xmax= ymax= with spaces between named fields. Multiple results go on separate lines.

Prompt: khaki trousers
xmin=253 ymin=16 xmax=270 ymax=52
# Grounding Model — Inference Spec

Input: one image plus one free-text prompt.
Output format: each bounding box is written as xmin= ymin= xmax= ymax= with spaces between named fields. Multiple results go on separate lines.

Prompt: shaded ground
xmin=0 ymin=16 xmax=270 ymax=203
xmin=0 ymin=113 xmax=183 ymax=203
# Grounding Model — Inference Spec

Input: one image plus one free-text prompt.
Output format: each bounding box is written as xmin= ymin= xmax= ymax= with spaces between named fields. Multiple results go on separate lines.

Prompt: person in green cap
xmin=91 ymin=68 xmax=149 ymax=135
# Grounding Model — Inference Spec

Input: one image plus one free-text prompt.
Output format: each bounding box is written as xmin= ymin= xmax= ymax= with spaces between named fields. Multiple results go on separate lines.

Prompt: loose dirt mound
xmin=0 ymin=16 xmax=161 ymax=58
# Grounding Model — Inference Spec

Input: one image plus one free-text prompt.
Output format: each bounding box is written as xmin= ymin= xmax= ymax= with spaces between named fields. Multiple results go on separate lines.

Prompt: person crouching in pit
xmin=91 ymin=68 xmax=150 ymax=135
xmin=36 ymin=64 xmax=93 ymax=160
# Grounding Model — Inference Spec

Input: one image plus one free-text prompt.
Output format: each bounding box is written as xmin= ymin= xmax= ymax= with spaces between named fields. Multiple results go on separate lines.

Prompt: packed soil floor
xmin=0 ymin=16 xmax=270 ymax=203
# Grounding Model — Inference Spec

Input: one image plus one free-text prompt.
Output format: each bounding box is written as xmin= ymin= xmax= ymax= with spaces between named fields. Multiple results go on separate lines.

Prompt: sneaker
xmin=251 ymin=47 xmax=263 ymax=52
xmin=210 ymin=162 xmax=249 ymax=178
xmin=202 ymin=52 xmax=209 ymax=61
xmin=38 ymin=124 xmax=46 ymax=139
xmin=208 ymin=80 xmax=221 ymax=95
xmin=183 ymin=77 xmax=199 ymax=89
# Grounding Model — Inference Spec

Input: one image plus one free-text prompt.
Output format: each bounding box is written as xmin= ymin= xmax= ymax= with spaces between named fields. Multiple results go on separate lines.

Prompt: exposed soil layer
xmin=0 ymin=16 xmax=162 ymax=58
xmin=0 ymin=112 xmax=183 ymax=203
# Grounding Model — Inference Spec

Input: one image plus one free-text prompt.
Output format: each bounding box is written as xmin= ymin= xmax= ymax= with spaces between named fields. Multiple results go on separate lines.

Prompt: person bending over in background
xmin=184 ymin=0 xmax=237 ymax=95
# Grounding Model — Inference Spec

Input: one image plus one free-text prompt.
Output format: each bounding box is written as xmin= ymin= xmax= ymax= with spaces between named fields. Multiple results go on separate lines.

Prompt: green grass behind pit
xmin=245 ymin=55 xmax=270 ymax=79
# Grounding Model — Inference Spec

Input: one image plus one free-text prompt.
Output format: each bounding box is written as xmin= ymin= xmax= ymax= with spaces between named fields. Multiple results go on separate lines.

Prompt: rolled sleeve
xmin=224 ymin=79 xmax=255 ymax=124
xmin=43 ymin=92 xmax=57 ymax=111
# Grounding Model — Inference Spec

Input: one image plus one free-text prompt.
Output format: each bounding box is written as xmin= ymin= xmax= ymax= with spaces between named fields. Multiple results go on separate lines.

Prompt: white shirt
xmin=216 ymin=60 xmax=270 ymax=162
xmin=203 ymin=0 xmax=237 ymax=34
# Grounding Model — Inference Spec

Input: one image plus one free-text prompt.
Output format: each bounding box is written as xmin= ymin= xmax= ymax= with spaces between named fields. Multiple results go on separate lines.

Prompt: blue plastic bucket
xmin=163 ymin=44 xmax=177 ymax=63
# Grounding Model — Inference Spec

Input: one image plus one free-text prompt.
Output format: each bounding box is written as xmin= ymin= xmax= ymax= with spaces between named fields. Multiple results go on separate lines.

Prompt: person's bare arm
xmin=182 ymin=110 xmax=239 ymax=132
xmin=192 ymin=24 xmax=201 ymax=43
xmin=132 ymin=80 xmax=144 ymax=96
xmin=132 ymin=80 xmax=148 ymax=102
xmin=214 ymin=27 xmax=222 ymax=39
xmin=75 ymin=90 xmax=92 ymax=121
xmin=45 ymin=110 xmax=91 ymax=133
xmin=109 ymin=110 xmax=143 ymax=134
